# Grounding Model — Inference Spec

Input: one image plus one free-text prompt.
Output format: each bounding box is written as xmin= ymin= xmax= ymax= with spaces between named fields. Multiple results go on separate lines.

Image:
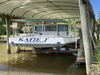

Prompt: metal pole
xmin=15 ymin=29 xmax=20 ymax=53
xmin=42 ymin=20 xmax=43 ymax=33
xmin=13 ymin=28 xmax=15 ymax=37
xmin=69 ymin=19 xmax=72 ymax=36
xmin=28 ymin=21 xmax=30 ymax=35
xmin=24 ymin=26 xmax=25 ymax=36
xmin=75 ymin=19 xmax=77 ymax=51
xmin=78 ymin=0 xmax=92 ymax=75
xmin=69 ymin=19 xmax=72 ymax=31
xmin=75 ymin=28 xmax=77 ymax=50
xmin=6 ymin=18 xmax=11 ymax=54
xmin=15 ymin=29 xmax=19 ymax=36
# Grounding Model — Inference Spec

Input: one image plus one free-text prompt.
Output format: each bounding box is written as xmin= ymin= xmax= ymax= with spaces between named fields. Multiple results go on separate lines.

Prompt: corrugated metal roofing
xmin=0 ymin=0 xmax=94 ymax=19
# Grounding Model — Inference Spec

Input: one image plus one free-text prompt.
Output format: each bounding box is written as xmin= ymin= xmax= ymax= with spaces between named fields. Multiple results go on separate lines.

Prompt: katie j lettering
xmin=19 ymin=38 xmax=47 ymax=42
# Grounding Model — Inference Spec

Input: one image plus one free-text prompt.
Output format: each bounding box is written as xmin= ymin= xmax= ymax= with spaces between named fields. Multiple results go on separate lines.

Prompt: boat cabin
xmin=22 ymin=24 xmax=74 ymax=37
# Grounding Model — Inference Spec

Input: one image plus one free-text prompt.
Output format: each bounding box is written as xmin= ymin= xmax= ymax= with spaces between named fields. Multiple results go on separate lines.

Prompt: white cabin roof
xmin=12 ymin=19 xmax=67 ymax=23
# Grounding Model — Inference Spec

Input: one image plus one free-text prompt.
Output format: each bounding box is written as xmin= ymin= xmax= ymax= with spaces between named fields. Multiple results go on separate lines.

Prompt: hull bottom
xmin=10 ymin=43 xmax=64 ymax=47
xmin=9 ymin=41 xmax=75 ymax=48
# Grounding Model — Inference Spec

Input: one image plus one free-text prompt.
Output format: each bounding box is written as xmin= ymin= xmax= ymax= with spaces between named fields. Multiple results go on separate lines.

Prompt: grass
xmin=0 ymin=35 xmax=13 ymax=37
xmin=0 ymin=35 xmax=7 ymax=37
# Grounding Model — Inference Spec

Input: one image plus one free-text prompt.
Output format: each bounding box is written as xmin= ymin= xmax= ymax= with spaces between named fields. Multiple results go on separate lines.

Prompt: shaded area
xmin=0 ymin=42 xmax=86 ymax=75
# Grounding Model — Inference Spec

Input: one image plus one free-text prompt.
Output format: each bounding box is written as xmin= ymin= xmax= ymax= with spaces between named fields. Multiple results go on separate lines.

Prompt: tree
xmin=97 ymin=11 xmax=100 ymax=23
xmin=0 ymin=25 xmax=6 ymax=35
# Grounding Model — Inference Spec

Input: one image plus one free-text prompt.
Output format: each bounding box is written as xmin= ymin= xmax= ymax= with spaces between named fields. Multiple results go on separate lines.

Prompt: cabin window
xmin=35 ymin=26 xmax=44 ymax=31
xmin=59 ymin=26 xmax=67 ymax=31
xmin=45 ymin=26 xmax=56 ymax=31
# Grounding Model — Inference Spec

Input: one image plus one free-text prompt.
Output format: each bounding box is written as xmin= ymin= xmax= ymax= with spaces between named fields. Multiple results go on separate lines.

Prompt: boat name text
xmin=19 ymin=38 xmax=47 ymax=42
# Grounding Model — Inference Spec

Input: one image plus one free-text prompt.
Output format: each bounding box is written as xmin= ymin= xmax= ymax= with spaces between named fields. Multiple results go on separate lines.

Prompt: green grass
xmin=0 ymin=35 xmax=13 ymax=37
xmin=0 ymin=35 xmax=7 ymax=37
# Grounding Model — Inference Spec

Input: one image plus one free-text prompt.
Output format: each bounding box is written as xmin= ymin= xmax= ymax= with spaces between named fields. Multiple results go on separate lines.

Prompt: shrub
xmin=95 ymin=41 xmax=100 ymax=68
xmin=0 ymin=25 xmax=6 ymax=35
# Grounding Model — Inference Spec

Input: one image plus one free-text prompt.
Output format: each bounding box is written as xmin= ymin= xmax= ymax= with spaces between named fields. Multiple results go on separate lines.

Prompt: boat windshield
xmin=59 ymin=26 xmax=67 ymax=31
xmin=45 ymin=25 xmax=56 ymax=31
xmin=35 ymin=26 xmax=44 ymax=31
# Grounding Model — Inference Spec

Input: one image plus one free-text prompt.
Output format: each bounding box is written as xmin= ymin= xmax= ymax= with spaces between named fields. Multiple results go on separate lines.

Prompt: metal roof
xmin=0 ymin=0 xmax=94 ymax=19
xmin=12 ymin=19 xmax=67 ymax=23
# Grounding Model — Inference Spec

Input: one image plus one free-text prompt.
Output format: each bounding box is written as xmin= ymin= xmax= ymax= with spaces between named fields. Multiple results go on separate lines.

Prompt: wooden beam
xmin=78 ymin=29 xmax=84 ymax=57
xmin=82 ymin=0 xmax=95 ymax=19
xmin=82 ymin=0 xmax=87 ymax=3
xmin=93 ymin=19 xmax=96 ymax=42
xmin=78 ymin=0 xmax=92 ymax=75
xmin=6 ymin=18 xmax=11 ymax=54
xmin=97 ymin=24 xmax=100 ymax=39
xmin=15 ymin=29 xmax=20 ymax=53
xmin=0 ymin=14 xmax=23 ymax=19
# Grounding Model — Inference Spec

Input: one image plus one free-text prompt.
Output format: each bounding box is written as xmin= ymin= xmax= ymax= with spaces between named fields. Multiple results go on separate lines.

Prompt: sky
xmin=90 ymin=0 xmax=100 ymax=19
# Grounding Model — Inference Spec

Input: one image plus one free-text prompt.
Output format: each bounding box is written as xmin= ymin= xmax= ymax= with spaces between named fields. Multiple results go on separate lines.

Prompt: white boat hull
xmin=9 ymin=35 xmax=77 ymax=48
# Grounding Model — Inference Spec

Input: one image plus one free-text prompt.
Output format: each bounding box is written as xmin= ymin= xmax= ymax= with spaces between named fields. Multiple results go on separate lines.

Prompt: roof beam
xmin=31 ymin=9 xmax=79 ymax=18
xmin=46 ymin=0 xmax=74 ymax=17
xmin=22 ymin=6 xmax=79 ymax=18
xmin=10 ymin=1 xmax=78 ymax=16
xmin=40 ymin=11 xmax=79 ymax=19
xmin=0 ymin=0 xmax=11 ymax=5
xmin=10 ymin=1 xmax=48 ymax=16
xmin=0 ymin=14 xmax=22 ymax=19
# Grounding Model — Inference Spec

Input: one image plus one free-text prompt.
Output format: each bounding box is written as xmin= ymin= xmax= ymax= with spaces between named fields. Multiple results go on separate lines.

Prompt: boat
xmin=9 ymin=19 xmax=77 ymax=48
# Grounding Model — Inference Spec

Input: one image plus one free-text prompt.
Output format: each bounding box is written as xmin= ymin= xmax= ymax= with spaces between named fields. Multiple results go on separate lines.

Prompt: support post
xmin=75 ymin=27 xmax=77 ymax=50
xmin=89 ymin=16 xmax=94 ymax=63
xmin=13 ymin=28 xmax=15 ymax=37
xmin=32 ymin=47 xmax=36 ymax=53
xmin=97 ymin=24 xmax=100 ymax=39
xmin=6 ymin=18 xmax=11 ymax=54
xmin=78 ymin=0 xmax=92 ymax=75
xmin=76 ymin=29 xmax=85 ymax=63
xmin=93 ymin=20 xmax=96 ymax=42
xmin=42 ymin=20 xmax=44 ymax=33
xmin=90 ymin=16 xmax=94 ymax=33
xmin=78 ymin=29 xmax=84 ymax=57
xmin=15 ymin=29 xmax=20 ymax=53
xmin=56 ymin=42 xmax=60 ymax=54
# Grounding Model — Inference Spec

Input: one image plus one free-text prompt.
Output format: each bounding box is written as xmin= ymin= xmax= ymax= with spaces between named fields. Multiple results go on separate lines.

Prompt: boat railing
xmin=16 ymin=32 xmax=78 ymax=37
xmin=18 ymin=32 xmax=42 ymax=36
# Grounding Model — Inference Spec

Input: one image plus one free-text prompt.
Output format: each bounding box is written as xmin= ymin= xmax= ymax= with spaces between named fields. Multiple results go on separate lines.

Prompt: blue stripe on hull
xmin=9 ymin=43 xmax=65 ymax=45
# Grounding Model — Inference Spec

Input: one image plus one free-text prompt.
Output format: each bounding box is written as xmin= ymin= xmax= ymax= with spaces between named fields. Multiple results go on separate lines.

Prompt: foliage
xmin=95 ymin=41 xmax=100 ymax=69
xmin=97 ymin=11 xmax=100 ymax=23
xmin=0 ymin=18 xmax=23 ymax=35
xmin=0 ymin=25 xmax=6 ymax=35
xmin=0 ymin=24 xmax=13 ymax=35
xmin=57 ymin=19 xmax=80 ymax=33
xmin=0 ymin=35 xmax=7 ymax=37
xmin=97 ymin=19 xmax=100 ymax=23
